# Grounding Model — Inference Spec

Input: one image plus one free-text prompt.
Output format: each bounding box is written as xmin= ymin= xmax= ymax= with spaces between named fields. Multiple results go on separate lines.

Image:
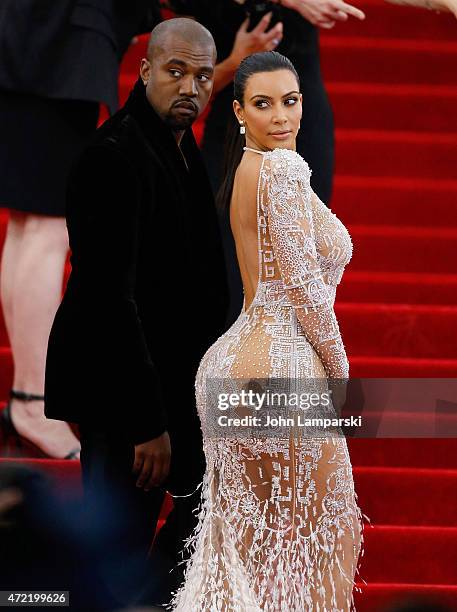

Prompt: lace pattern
xmin=168 ymin=148 xmax=365 ymax=611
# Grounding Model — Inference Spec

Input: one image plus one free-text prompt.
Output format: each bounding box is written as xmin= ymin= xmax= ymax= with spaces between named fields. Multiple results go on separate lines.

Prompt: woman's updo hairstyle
xmin=217 ymin=51 xmax=300 ymax=211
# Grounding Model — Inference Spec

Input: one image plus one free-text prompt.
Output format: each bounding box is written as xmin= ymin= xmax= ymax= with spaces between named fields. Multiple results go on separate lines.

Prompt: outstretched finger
xmin=238 ymin=17 xmax=250 ymax=33
xmin=252 ymin=11 xmax=273 ymax=34
xmin=330 ymin=9 xmax=349 ymax=20
xmin=337 ymin=1 xmax=366 ymax=19
xmin=264 ymin=24 xmax=283 ymax=47
xmin=318 ymin=19 xmax=337 ymax=29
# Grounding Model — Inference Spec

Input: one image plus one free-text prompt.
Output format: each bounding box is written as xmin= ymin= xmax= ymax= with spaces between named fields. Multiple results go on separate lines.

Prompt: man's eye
xmin=255 ymin=100 xmax=268 ymax=109
xmin=169 ymin=69 xmax=182 ymax=78
xmin=285 ymin=97 xmax=298 ymax=105
xmin=198 ymin=74 xmax=210 ymax=82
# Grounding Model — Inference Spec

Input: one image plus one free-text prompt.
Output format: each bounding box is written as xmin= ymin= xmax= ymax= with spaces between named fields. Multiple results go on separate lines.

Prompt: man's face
xmin=140 ymin=34 xmax=216 ymax=131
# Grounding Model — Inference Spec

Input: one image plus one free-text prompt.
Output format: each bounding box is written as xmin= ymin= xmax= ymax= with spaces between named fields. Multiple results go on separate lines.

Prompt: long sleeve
xmin=65 ymin=144 xmax=167 ymax=443
xmin=261 ymin=149 xmax=349 ymax=380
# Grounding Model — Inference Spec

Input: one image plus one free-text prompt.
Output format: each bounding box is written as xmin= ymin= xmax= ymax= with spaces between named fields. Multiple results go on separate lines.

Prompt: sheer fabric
xmin=168 ymin=148 xmax=364 ymax=611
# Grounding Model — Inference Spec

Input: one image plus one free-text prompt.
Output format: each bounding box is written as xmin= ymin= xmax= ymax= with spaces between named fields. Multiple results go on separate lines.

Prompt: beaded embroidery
xmin=168 ymin=148 xmax=364 ymax=611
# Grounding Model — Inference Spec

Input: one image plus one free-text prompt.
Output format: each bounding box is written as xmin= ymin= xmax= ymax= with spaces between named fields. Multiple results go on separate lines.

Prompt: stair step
xmin=362 ymin=525 xmax=457 ymax=584
xmin=354 ymin=467 xmax=457 ymax=526
xmin=348 ymin=438 xmax=457 ymax=468
xmin=339 ymin=270 xmax=457 ymax=305
xmin=348 ymin=224 xmax=457 ymax=274
xmin=335 ymin=129 xmax=457 ymax=179
xmin=353 ymin=582 xmax=457 ymax=612
xmin=337 ymin=301 xmax=457 ymax=359
xmin=321 ymin=37 xmax=457 ymax=86
xmin=320 ymin=0 xmax=457 ymax=41
xmin=349 ymin=355 xmax=457 ymax=377
xmin=328 ymin=82 xmax=457 ymax=132
xmin=332 ymin=175 xmax=457 ymax=228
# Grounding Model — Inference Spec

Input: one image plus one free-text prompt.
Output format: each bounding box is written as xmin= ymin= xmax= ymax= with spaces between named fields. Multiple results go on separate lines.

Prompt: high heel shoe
xmin=1 ymin=390 xmax=80 ymax=460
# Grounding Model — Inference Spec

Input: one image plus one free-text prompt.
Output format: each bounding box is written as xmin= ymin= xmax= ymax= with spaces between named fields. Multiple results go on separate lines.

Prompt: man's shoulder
xmin=76 ymin=111 xmax=157 ymax=180
xmin=89 ymin=111 xmax=139 ymax=156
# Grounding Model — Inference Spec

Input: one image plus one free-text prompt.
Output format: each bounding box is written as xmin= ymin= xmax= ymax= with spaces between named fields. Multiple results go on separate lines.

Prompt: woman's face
xmin=234 ymin=69 xmax=302 ymax=152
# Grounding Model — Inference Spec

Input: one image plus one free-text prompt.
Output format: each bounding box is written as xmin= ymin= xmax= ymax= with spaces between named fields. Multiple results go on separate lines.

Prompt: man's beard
xmin=164 ymin=110 xmax=196 ymax=131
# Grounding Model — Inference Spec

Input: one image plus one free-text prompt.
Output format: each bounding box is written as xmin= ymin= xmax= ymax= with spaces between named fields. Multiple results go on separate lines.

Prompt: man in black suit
xmin=44 ymin=17 xmax=228 ymax=608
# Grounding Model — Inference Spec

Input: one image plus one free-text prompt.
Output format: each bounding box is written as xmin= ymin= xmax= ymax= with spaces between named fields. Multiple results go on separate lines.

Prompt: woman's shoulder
xmin=263 ymin=148 xmax=312 ymax=183
xmin=263 ymin=149 xmax=311 ymax=189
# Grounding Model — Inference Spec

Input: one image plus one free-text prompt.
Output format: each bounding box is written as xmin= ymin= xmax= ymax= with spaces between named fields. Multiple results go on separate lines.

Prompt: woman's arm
xmin=262 ymin=149 xmax=349 ymax=380
xmin=273 ymin=0 xmax=365 ymax=29
xmin=384 ymin=0 xmax=457 ymax=17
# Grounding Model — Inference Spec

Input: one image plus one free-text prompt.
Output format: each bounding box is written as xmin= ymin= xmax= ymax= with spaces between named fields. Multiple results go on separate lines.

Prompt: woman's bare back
xmin=230 ymin=152 xmax=265 ymax=311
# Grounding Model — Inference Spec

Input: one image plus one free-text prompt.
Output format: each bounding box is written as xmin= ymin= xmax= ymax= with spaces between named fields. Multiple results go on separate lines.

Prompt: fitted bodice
xmin=244 ymin=147 xmax=353 ymax=311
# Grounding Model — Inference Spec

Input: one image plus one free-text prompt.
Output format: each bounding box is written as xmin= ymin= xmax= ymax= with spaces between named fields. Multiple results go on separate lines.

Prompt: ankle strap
xmin=10 ymin=389 xmax=45 ymax=402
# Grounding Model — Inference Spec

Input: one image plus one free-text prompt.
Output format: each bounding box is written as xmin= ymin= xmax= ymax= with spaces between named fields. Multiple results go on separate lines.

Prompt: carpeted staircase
xmin=1 ymin=2 xmax=457 ymax=610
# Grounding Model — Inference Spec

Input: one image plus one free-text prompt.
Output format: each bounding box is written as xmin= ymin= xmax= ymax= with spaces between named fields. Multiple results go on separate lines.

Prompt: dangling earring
xmin=239 ymin=121 xmax=246 ymax=135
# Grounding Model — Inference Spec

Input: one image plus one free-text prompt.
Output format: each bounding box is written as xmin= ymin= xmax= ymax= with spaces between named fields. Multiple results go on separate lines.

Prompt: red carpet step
xmin=332 ymin=176 xmax=457 ymax=228
xmin=321 ymin=37 xmax=457 ymax=86
xmin=335 ymin=129 xmax=457 ymax=179
xmin=348 ymin=438 xmax=457 ymax=469
xmin=339 ymin=271 xmax=457 ymax=305
xmin=324 ymin=0 xmax=457 ymax=41
xmin=337 ymin=301 xmax=457 ymax=358
xmin=354 ymin=583 xmax=457 ymax=612
xmin=361 ymin=525 xmax=457 ymax=584
xmin=348 ymin=224 xmax=457 ymax=274
xmin=350 ymin=356 xmax=457 ymax=377
xmin=353 ymin=466 xmax=457 ymax=526
xmin=328 ymin=82 xmax=457 ymax=133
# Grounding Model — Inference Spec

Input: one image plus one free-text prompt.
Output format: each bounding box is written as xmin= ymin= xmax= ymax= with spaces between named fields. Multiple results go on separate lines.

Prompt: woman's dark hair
xmin=216 ymin=51 xmax=300 ymax=211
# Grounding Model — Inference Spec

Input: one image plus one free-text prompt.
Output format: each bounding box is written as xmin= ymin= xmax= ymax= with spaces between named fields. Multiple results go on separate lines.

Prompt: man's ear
xmin=139 ymin=58 xmax=151 ymax=85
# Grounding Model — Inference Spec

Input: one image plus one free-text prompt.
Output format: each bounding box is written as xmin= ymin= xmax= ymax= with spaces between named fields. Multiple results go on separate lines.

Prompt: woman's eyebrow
xmin=249 ymin=90 xmax=300 ymax=101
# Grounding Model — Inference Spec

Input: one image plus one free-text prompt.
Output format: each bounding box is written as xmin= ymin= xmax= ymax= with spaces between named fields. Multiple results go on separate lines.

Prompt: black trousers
xmin=79 ymin=426 xmax=201 ymax=608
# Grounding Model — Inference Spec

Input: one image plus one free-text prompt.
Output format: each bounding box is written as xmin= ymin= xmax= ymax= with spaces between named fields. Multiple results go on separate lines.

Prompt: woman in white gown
xmin=168 ymin=51 xmax=364 ymax=611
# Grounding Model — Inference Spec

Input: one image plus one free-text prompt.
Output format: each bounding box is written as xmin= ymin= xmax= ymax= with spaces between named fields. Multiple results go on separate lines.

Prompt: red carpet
xmin=1 ymin=1 xmax=457 ymax=610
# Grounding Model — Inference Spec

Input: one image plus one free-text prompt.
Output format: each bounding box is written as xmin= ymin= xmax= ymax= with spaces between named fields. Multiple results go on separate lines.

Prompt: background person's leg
xmin=0 ymin=211 xmax=79 ymax=457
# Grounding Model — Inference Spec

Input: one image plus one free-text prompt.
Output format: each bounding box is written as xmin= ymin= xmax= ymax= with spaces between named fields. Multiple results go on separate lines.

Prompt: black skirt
xmin=0 ymin=89 xmax=99 ymax=216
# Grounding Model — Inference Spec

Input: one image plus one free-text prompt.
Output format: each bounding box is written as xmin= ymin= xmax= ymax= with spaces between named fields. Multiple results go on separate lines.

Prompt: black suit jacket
xmin=44 ymin=79 xmax=229 ymax=453
xmin=0 ymin=0 xmax=160 ymax=112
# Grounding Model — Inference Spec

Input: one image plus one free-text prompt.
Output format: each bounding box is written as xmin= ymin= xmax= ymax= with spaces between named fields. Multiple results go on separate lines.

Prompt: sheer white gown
xmin=168 ymin=148 xmax=364 ymax=611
